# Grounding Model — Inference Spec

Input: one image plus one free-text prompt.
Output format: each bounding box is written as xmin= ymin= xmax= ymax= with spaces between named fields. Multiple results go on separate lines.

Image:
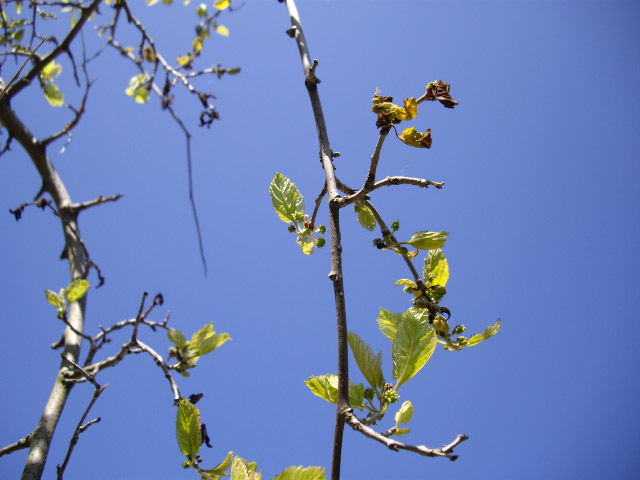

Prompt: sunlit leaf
xmin=466 ymin=319 xmax=502 ymax=347
xmin=270 ymin=172 xmax=305 ymax=224
xmin=65 ymin=279 xmax=90 ymax=302
xmin=272 ymin=465 xmax=326 ymax=480
xmin=402 ymin=97 xmax=418 ymax=120
xmin=378 ymin=308 xmax=402 ymax=342
xmin=296 ymin=233 xmax=315 ymax=255
xmin=176 ymin=399 xmax=201 ymax=456
xmin=168 ymin=329 xmax=188 ymax=349
xmin=40 ymin=60 xmax=62 ymax=81
xmin=348 ymin=332 xmax=385 ymax=390
xmin=393 ymin=310 xmax=436 ymax=389
xmin=393 ymin=428 xmax=411 ymax=437
xmin=214 ymin=0 xmax=232 ymax=11
xmin=44 ymin=83 xmax=64 ymax=106
xmin=394 ymin=401 xmax=414 ymax=426
xmin=45 ymin=290 xmax=65 ymax=309
xmin=399 ymin=127 xmax=432 ymax=149
xmin=354 ymin=201 xmax=376 ymax=231
xmin=305 ymin=375 xmax=338 ymax=405
xmin=231 ymin=455 xmax=262 ymax=480
xmin=215 ymin=24 xmax=229 ymax=37
xmin=191 ymin=323 xmax=231 ymax=356
xmin=395 ymin=279 xmax=417 ymax=290
xmin=193 ymin=36 xmax=203 ymax=55
xmin=405 ymin=231 xmax=449 ymax=250
xmin=424 ymin=248 xmax=449 ymax=287
xmin=125 ymin=74 xmax=150 ymax=104
xmin=199 ymin=451 xmax=234 ymax=480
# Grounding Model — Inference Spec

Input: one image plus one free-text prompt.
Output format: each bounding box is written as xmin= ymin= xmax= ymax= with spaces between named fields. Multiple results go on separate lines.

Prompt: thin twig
xmin=57 ymin=356 xmax=108 ymax=479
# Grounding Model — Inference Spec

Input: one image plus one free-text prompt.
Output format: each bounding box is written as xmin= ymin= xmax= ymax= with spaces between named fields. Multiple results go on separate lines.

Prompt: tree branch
xmin=283 ymin=2 xmax=349 ymax=479
xmin=344 ymin=409 xmax=468 ymax=461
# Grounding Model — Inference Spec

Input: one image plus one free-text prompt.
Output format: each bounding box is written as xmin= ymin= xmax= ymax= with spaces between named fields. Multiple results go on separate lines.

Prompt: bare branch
xmin=57 ymin=356 xmax=108 ymax=479
xmin=345 ymin=409 xmax=468 ymax=461
xmin=0 ymin=434 xmax=32 ymax=458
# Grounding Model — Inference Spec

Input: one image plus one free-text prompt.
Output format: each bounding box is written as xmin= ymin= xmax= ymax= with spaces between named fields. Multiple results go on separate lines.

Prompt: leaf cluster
xmin=168 ymin=323 xmax=231 ymax=376
xmin=270 ymin=172 xmax=327 ymax=255
xmin=177 ymin=399 xmax=326 ymax=480
xmin=45 ymin=279 xmax=91 ymax=320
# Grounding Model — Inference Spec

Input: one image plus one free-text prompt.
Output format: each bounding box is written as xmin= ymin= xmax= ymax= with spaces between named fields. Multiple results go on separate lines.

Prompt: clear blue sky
xmin=1 ymin=1 xmax=639 ymax=479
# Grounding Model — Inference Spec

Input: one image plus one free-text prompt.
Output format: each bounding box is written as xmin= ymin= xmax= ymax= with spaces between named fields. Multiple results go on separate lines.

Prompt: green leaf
xmin=40 ymin=60 xmax=62 ymax=81
xmin=354 ymin=201 xmax=376 ymax=231
xmin=214 ymin=0 xmax=232 ymax=10
xmin=230 ymin=455 xmax=262 ymax=480
xmin=405 ymin=231 xmax=449 ymax=250
xmin=125 ymin=74 xmax=150 ymax=104
xmin=347 ymin=332 xmax=385 ymax=390
xmin=377 ymin=308 xmax=402 ymax=342
xmin=393 ymin=427 xmax=411 ymax=437
xmin=168 ymin=329 xmax=188 ymax=349
xmin=45 ymin=290 xmax=65 ymax=309
xmin=215 ymin=24 xmax=229 ymax=37
xmin=395 ymin=279 xmax=417 ymax=290
xmin=305 ymin=375 xmax=338 ymax=405
xmin=393 ymin=310 xmax=437 ymax=390
xmin=198 ymin=451 xmax=234 ymax=480
xmin=304 ymin=375 xmax=365 ymax=410
xmin=191 ymin=323 xmax=231 ymax=356
xmin=43 ymin=83 xmax=64 ymax=106
xmin=349 ymin=382 xmax=366 ymax=411
xmin=270 ymin=173 xmax=305 ymax=224
xmin=398 ymin=127 xmax=432 ymax=149
xmin=176 ymin=399 xmax=202 ymax=456
xmin=272 ymin=466 xmax=326 ymax=480
xmin=193 ymin=36 xmax=203 ymax=55
xmin=64 ymin=279 xmax=90 ymax=303
xmin=296 ymin=233 xmax=315 ymax=255
xmin=424 ymin=248 xmax=449 ymax=287
xmin=394 ymin=401 xmax=414 ymax=426
xmin=466 ymin=319 xmax=502 ymax=347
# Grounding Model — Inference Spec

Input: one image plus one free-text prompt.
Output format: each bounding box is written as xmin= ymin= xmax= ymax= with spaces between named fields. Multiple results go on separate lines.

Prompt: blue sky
xmin=1 ymin=1 xmax=639 ymax=479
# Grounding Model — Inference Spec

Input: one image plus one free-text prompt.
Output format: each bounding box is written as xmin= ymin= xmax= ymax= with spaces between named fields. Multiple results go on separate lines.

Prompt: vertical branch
xmin=283 ymin=2 xmax=350 ymax=479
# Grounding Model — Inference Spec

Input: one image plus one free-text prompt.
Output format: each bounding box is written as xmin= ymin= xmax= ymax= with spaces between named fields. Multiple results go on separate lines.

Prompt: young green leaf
xmin=168 ymin=328 xmax=188 ymax=349
xmin=393 ymin=311 xmax=437 ymax=390
xmin=176 ymin=399 xmax=202 ymax=456
xmin=40 ymin=60 xmax=62 ymax=82
xmin=43 ymin=83 xmax=64 ymax=107
xmin=125 ymin=74 xmax=150 ymax=104
xmin=398 ymin=127 xmax=432 ymax=149
xmin=305 ymin=375 xmax=338 ymax=405
xmin=377 ymin=308 xmax=402 ymax=342
xmin=272 ymin=466 xmax=326 ymax=480
xmin=215 ymin=24 xmax=229 ymax=37
xmin=230 ymin=455 xmax=262 ymax=480
xmin=394 ymin=400 xmax=414 ymax=426
xmin=466 ymin=319 xmax=502 ymax=347
xmin=198 ymin=451 xmax=234 ymax=480
xmin=214 ymin=0 xmax=232 ymax=10
xmin=65 ymin=279 xmax=90 ymax=303
xmin=424 ymin=248 xmax=449 ymax=287
xmin=405 ymin=231 xmax=449 ymax=250
xmin=347 ymin=332 xmax=385 ymax=390
xmin=354 ymin=201 xmax=376 ymax=231
xmin=296 ymin=233 xmax=315 ymax=255
xmin=45 ymin=290 xmax=66 ymax=309
xmin=270 ymin=172 xmax=305 ymax=224
xmin=191 ymin=323 xmax=231 ymax=356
